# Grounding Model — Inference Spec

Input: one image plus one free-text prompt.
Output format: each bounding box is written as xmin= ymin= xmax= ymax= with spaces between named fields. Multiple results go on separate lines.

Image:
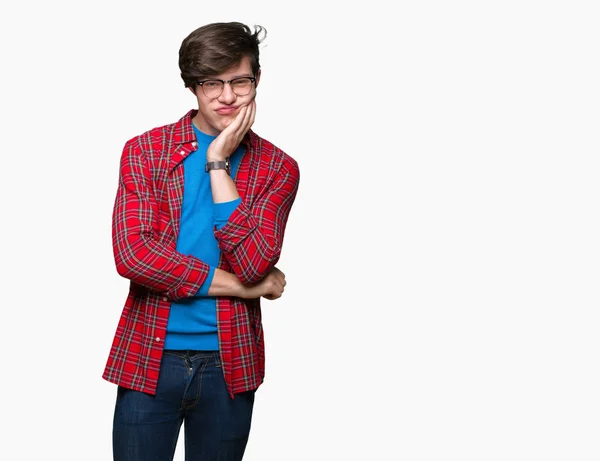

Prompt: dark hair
xmin=179 ymin=22 xmax=266 ymax=88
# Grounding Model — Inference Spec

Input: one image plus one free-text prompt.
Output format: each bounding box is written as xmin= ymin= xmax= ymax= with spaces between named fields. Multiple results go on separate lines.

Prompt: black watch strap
xmin=205 ymin=158 xmax=230 ymax=174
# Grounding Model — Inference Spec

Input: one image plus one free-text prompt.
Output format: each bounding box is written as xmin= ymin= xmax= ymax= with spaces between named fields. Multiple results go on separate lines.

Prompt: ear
xmin=255 ymin=69 xmax=261 ymax=89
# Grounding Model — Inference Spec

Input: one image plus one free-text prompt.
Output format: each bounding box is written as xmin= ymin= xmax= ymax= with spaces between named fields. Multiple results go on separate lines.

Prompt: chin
xmin=220 ymin=117 xmax=234 ymax=129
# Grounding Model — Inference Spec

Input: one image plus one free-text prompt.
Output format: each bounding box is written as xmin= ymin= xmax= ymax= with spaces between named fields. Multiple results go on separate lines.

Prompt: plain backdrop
xmin=1 ymin=1 xmax=599 ymax=460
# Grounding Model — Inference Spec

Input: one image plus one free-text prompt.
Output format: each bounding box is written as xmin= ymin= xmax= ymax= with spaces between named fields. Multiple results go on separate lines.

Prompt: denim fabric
xmin=112 ymin=350 xmax=255 ymax=461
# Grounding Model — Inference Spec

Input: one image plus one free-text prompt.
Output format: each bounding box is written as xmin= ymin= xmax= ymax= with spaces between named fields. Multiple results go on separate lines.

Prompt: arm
xmin=208 ymin=266 xmax=286 ymax=300
xmin=214 ymin=160 xmax=299 ymax=284
xmin=206 ymin=102 xmax=300 ymax=284
xmin=112 ymin=139 xmax=211 ymax=300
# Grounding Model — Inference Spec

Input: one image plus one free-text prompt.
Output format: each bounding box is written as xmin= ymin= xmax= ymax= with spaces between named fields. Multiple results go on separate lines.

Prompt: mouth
xmin=216 ymin=106 xmax=239 ymax=115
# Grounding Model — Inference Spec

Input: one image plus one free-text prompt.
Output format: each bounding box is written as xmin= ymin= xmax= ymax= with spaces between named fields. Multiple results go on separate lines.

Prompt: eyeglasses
xmin=196 ymin=77 xmax=256 ymax=98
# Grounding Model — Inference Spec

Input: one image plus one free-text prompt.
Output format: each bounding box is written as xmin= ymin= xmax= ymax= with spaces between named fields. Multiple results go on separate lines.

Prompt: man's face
xmin=191 ymin=55 xmax=259 ymax=136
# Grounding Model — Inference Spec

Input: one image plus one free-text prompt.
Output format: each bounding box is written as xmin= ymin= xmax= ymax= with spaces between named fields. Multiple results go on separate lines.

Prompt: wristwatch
xmin=205 ymin=157 xmax=230 ymax=174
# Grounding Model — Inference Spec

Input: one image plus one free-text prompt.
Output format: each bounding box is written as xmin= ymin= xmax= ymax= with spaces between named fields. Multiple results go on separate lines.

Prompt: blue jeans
xmin=112 ymin=350 xmax=255 ymax=461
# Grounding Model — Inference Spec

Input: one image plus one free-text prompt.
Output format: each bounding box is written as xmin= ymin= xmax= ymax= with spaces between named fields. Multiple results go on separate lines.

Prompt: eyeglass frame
xmin=195 ymin=76 xmax=257 ymax=98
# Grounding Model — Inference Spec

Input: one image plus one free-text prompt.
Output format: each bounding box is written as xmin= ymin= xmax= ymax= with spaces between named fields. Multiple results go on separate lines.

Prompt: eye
xmin=232 ymin=78 xmax=252 ymax=86
xmin=203 ymin=81 xmax=221 ymax=89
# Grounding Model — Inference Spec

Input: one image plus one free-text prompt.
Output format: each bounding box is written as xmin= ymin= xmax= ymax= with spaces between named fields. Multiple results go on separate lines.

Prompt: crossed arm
xmin=112 ymin=120 xmax=297 ymax=300
xmin=206 ymin=100 xmax=300 ymax=285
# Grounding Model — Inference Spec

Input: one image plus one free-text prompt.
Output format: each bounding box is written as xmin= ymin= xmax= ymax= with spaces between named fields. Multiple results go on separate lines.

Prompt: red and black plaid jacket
xmin=102 ymin=109 xmax=300 ymax=397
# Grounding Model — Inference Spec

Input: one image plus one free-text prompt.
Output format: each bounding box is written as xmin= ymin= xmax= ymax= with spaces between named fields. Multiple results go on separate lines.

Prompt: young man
xmin=103 ymin=22 xmax=300 ymax=461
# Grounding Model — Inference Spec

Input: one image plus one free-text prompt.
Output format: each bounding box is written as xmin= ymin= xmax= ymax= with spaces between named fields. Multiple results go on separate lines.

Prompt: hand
xmin=207 ymin=100 xmax=256 ymax=161
xmin=242 ymin=266 xmax=286 ymax=300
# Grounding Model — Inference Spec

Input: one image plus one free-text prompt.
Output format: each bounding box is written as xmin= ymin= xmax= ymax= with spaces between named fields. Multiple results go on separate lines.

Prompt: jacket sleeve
xmin=112 ymin=140 xmax=211 ymax=299
xmin=213 ymin=155 xmax=300 ymax=284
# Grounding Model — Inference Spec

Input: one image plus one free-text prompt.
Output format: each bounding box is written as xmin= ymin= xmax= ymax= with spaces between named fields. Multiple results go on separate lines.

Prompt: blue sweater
xmin=164 ymin=126 xmax=244 ymax=350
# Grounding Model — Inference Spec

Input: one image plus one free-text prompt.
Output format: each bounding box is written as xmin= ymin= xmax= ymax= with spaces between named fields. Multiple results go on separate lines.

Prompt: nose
xmin=218 ymin=82 xmax=237 ymax=104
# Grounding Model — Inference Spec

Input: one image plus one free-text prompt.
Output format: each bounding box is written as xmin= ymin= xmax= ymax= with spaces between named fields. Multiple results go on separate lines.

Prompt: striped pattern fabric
xmin=103 ymin=109 xmax=300 ymax=397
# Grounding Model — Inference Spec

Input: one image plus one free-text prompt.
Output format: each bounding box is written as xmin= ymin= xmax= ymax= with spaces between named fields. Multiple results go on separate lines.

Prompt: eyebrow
xmin=201 ymin=74 xmax=254 ymax=81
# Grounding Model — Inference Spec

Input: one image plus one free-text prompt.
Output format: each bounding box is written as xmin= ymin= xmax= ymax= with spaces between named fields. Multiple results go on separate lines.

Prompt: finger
xmin=237 ymin=103 xmax=253 ymax=138
xmin=270 ymin=280 xmax=283 ymax=293
xmin=233 ymin=105 xmax=249 ymax=132
xmin=240 ymin=100 xmax=256 ymax=135
xmin=247 ymin=100 xmax=256 ymax=128
xmin=272 ymin=275 xmax=284 ymax=288
xmin=220 ymin=106 xmax=246 ymax=139
xmin=231 ymin=105 xmax=247 ymax=138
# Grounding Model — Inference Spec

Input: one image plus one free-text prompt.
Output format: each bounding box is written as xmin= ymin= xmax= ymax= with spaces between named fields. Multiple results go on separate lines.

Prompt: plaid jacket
xmin=102 ymin=109 xmax=300 ymax=397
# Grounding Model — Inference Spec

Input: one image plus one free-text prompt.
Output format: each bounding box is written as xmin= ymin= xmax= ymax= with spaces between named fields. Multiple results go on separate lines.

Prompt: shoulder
xmin=122 ymin=120 xmax=181 ymax=158
xmin=247 ymin=131 xmax=300 ymax=179
xmin=121 ymin=110 xmax=195 ymax=160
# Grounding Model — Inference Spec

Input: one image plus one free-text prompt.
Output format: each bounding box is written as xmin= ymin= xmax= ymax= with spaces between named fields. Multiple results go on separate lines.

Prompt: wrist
xmin=205 ymin=157 xmax=231 ymax=174
xmin=206 ymin=147 xmax=228 ymax=163
xmin=229 ymin=273 xmax=250 ymax=299
xmin=208 ymin=268 xmax=245 ymax=297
